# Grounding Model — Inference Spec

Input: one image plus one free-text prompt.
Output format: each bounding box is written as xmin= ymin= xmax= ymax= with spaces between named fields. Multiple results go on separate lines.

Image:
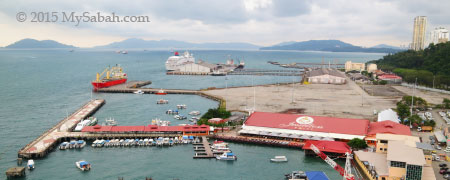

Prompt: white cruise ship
xmin=165 ymin=51 xmax=195 ymax=71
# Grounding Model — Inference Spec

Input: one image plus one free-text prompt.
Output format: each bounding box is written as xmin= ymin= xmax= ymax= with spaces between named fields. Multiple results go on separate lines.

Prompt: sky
xmin=0 ymin=0 xmax=449 ymax=48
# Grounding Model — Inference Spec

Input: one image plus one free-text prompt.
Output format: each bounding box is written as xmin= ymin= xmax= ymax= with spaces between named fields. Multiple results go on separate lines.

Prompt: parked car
xmin=440 ymin=163 xmax=448 ymax=167
xmin=430 ymin=136 xmax=435 ymax=140
xmin=437 ymin=145 xmax=443 ymax=150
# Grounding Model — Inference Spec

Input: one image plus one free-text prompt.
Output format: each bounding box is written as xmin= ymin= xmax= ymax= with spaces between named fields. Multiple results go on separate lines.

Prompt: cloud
xmin=0 ymin=0 xmax=449 ymax=47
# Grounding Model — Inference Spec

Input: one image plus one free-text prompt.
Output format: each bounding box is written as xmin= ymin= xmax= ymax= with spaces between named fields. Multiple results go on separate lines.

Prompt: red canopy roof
xmin=367 ymin=121 xmax=411 ymax=136
xmin=82 ymin=125 xmax=210 ymax=132
xmin=244 ymin=112 xmax=369 ymax=136
xmin=302 ymin=140 xmax=351 ymax=154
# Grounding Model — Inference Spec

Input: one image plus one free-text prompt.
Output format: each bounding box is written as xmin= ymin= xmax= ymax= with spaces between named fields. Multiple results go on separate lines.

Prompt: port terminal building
xmin=239 ymin=112 xmax=369 ymax=141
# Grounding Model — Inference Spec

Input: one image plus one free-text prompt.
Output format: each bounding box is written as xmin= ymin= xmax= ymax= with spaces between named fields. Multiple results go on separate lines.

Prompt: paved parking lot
xmin=412 ymin=110 xmax=449 ymax=180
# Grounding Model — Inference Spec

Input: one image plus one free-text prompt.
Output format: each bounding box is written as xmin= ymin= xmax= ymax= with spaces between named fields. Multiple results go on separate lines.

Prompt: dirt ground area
xmin=360 ymin=84 xmax=406 ymax=97
xmin=204 ymin=78 xmax=399 ymax=120
xmin=392 ymin=86 xmax=450 ymax=105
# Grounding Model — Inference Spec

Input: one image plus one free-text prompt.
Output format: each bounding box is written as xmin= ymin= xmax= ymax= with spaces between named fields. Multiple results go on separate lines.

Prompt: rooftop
xmin=387 ymin=141 xmax=426 ymax=166
xmin=367 ymin=121 xmax=411 ymax=136
xmin=244 ymin=112 xmax=370 ymax=136
xmin=307 ymin=68 xmax=346 ymax=78
xmin=376 ymin=133 xmax=420 ymax=147
xmin=302 ymin=140 xmax=351 ymax=154
xmin=354 ymin=151 xmax=388 ymax=176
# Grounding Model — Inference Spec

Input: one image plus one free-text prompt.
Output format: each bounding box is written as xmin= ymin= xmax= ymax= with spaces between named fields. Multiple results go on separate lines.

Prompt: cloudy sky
xmin=0 ymin=0 xmax=449 ymax=48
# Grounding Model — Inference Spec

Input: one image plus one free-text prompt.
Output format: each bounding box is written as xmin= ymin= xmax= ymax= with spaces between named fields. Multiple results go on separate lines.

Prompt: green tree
xmin=444 ymin=98 xmax=450 ymax=109
xmin=396 ymin=102 xmax=411 ymax=123
xmin=379 ymin=80 xmax=388 ymax=85
xmin=197 ymin=108 xmax=231 ymax=126
xmin=409 ymin=115 xmax=421 ymax=127
xmin=347 ymin=138 xmax=368 ymax=149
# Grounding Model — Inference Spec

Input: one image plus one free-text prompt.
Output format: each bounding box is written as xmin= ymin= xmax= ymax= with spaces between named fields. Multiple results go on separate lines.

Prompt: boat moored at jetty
xmin=105 ymin=117 xmax=117 ymax=126
xmin=156 ymin=89 xmax=167 ymax=95
xmin=59 ymin=142 xmax=69 ymax=150
xmin=177 ymin=104 xmax=187 ymax=109
xmin=165 ymin=51 xmax=195 ymax=71
xmin=216 ymin=152 xmax=237 ymax=161
xmin=27 ymin=160 xmax=35 ymax=170
xmin=76 ymin=160 xmax=91 ymax=171
xmin=133 ymin=90 xmax=144 ymax=94
xmin=74 ymin=119 xmax=91 ymax=132
xmin=91 ymin=64 xmax=127 ymax=90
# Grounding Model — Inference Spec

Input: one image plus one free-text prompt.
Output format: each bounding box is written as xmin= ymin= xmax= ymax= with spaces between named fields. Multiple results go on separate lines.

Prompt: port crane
xmin=309 ymin=144 xmax=355 ymax=180
xmin=94 ymin=64 xmax=126 ymax=82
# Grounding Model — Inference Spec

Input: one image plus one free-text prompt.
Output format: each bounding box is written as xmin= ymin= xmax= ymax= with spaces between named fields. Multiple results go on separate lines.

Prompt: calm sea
xmin=0 ymin=49 xmax=384 ymax=179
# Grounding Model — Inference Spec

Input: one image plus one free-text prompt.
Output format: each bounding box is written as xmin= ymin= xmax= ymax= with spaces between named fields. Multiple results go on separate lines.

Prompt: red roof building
xmin=242 ymin=112 xmax=369 ymax=140
xmin=302 ymin=140 xmax=352 ymax=154
xmin=367 ymin=121 xmax=411 ymax=136
xmin=82 ymin=124 xmax=211 ymax=136
xmin=208 ymin=118 xmax=228 ymax=124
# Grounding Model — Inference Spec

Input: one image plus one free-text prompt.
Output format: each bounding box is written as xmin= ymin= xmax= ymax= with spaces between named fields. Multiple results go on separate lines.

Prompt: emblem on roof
xmin=296 ymin=116 xmax=314 ymax=125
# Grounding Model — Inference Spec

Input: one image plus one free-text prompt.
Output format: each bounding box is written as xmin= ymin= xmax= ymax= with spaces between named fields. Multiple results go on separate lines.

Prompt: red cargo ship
xmin=91 ymin=65 xmax=127 ymax=90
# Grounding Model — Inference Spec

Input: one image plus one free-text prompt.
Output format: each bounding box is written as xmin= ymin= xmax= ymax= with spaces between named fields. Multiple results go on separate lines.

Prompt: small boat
xmin=133 ymin=90 xmax=144 ymax=94
xmin=188 ymin=111 xmax=200 ymax=116
xmin=174 ymin=115 xmax=187 ymax=120
xmin=86 ymin=117 xmax=98 ymax=126
xmin=69 ymin=141 xmax=77 ymax=149
xmin=156 ymin=89 xmax=167 ymax=95
xmin=157 ymin=99 xmax=169 ymax=104
xmin=177 ymin=104 xmax=187 ymax=109
xmin=121 ymin=50 xmax=128 ymax=54
xmin=74 ymin=120 xmax=91 ymax=132
xmin=75 ymin=160 xmax=91 ymax=171
xmin=166 ymin=109 xmax=179 ymax=115
xmin=216 ymin=152 xmax=237 ymax=161
xmin=271 ymin=156 xmax=288 ymax=162
xmin=285 ymin=171 xmax=307 ymax=180
xmin=59 ymin=142 xmax=69 ymax=150
xmin=105 ymin=117 xmax=117 ymax=126
xmin=27 ymin=159 xmax=35 ymax=170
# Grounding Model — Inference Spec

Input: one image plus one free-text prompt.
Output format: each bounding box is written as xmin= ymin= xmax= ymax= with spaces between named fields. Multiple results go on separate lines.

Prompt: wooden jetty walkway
xmin=18 ymin=99 xmax=105 ymax=158
xmin=193 ymin=137 xmax=214 ymax=159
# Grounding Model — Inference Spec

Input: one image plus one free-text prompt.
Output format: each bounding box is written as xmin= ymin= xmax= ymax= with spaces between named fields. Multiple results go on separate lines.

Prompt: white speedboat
xmin=188 ymin=111 xmax=200 ymax=116
xmin=76 ymin=160 xmax=91 ymax=171
xmin=86 ymin=117 xmax=98 ymax=126
xmin=74 ymin=119 xmax=91 ymax=132
xmin=216 ymin=152 xmax=237 ymax=161
xmin=165 ymin=51 xmax=195 ymax=71
xmin=77 ymin=140 xmax=86 ymax=148
xmin=59 ymin=142 xmax=69 ymax=150
xmin=271 ymin=156 xmax=288 ymax=162
xmin=27 ymin=159 xmax=35 ymax=170
xmin=133 ymin=90 xmax=144 ymax=94
xmin=105 ymin=117 xmax=117 ymax=126
xmin=177 ymin=104 xmax=187 ymax=109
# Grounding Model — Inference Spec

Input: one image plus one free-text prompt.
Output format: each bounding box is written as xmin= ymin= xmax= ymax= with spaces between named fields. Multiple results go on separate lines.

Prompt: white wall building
xmin=367 ymin=64 xmax=378 ymax=73
xmin=431 ymin=27 xmax=449 ymax=44
xmin=307 ymin=68 xmax=346 ymax=84
xmin=345 ymin=61 xmax=365 ymax=72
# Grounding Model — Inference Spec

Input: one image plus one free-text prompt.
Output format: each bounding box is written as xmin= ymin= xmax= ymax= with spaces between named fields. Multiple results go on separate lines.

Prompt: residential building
xmin=354 ymin=133 xmax=435 ymax=180
xmin=345 ymin=61 xmax=365 ymax=72
xmin=306 ymin=68 xmax=346 ymax=84
xmin=412 ymin=16 xmax=427 ymax=51
xmin=431 ymin=27 xmax=449 ymax=44
xmin=367 ymin=64 xmax=378 ymax=73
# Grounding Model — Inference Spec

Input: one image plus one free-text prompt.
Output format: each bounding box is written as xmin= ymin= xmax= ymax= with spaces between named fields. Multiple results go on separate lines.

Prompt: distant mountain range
xmin=93 ymin=38 xmax=261 ymax=50
xmin=371 ymin=44 xmax=402 ymax=49
xmin=3 ymin=38 xmax=404 ymax=53
xmin=260 ymin=40 xmax=403 ymax=53
xmin=5 ymin=38 xmax=76 ymax=49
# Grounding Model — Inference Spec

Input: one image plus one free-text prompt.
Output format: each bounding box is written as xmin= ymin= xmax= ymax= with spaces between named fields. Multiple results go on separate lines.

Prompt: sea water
xmin=0 ymin=49 xmax=384 ymax=179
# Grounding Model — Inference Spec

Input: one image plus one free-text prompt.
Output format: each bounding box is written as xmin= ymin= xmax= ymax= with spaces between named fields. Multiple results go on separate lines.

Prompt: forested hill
xmin=370 ymin=42 xmax=450 ymax=89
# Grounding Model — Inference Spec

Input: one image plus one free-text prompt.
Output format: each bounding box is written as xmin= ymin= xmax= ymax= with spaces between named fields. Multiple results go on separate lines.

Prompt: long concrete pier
xmin=18 ymin=99 xmax=105 ymax=158
xmin=96 ymin=81 xmax=226 ymax=109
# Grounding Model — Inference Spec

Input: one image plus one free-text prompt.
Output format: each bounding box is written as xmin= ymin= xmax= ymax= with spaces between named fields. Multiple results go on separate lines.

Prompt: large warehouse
xmin=306 ymin=68 xmax=346 ymax=84
xmin=239 ymin=112 xmax=369 ymax=141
